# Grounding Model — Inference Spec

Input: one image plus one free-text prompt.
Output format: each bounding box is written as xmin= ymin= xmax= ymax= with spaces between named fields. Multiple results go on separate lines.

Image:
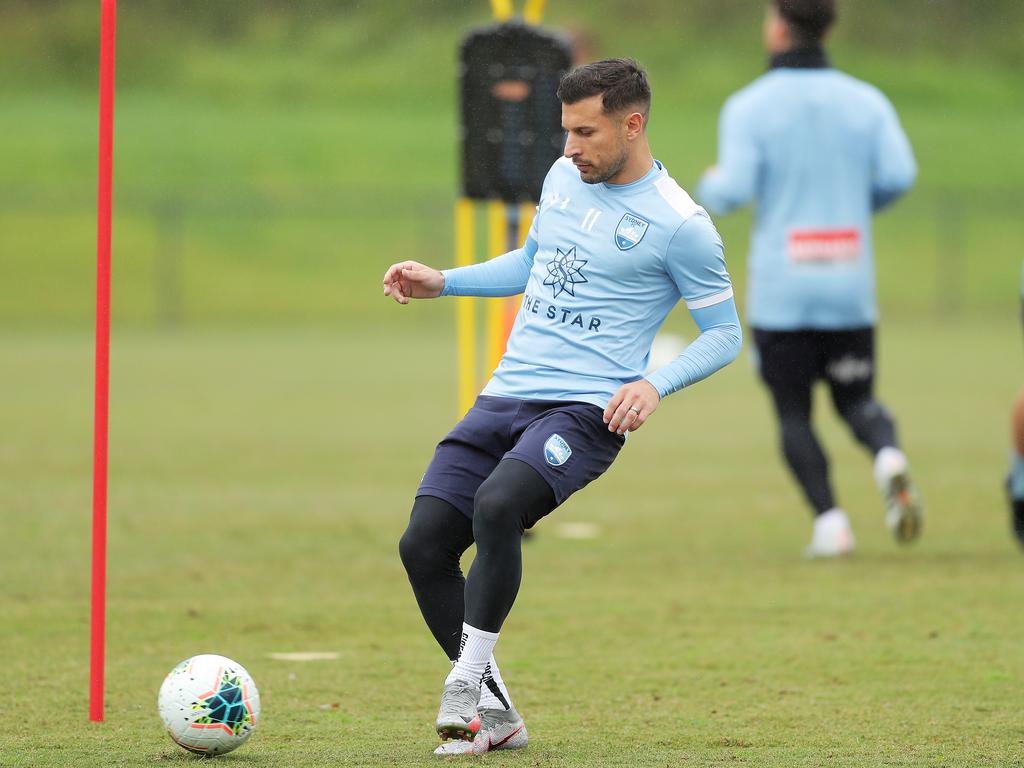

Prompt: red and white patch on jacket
xmin=787 ymin=228 xmax=862 ymax=264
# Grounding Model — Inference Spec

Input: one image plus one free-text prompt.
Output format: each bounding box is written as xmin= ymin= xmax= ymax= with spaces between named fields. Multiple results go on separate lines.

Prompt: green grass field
xmin=3 ymin=2 xmax=1024 ymax=765
xmin=2 ymin=319 xmax=1023 ymax=766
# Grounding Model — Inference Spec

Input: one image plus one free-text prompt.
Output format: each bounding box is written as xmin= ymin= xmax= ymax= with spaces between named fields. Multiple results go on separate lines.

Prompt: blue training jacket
xmin=698 ymin=49 xmax=917 ymax=330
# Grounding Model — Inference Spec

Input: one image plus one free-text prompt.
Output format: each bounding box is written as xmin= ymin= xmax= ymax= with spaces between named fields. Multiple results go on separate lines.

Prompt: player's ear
xmin=624 ymin=111 xmax=645 ymax=140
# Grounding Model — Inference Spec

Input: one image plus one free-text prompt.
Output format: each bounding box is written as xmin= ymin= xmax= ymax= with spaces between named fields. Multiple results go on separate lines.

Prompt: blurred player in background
xmin=384 ymin=59 xmax=741 ymax=753
xmin=1007 ymin=267 xmax=1024 ymax=548
xmin=697 ymin=0 xmax=922 ymax=557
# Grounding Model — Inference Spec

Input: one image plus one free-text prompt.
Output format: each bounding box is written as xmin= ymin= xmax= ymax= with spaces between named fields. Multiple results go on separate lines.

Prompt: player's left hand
xmin=604 ymin=380 xmax=661 ymax=435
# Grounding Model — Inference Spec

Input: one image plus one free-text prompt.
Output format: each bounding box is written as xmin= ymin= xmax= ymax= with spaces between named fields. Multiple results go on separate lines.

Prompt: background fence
xmin=2 ymin=182 xmax=1020 ymax=329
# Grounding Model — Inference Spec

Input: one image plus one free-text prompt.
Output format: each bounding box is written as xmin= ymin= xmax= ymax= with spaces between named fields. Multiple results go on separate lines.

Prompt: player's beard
xmin=579 ymin=143 xmax=630 ymax=185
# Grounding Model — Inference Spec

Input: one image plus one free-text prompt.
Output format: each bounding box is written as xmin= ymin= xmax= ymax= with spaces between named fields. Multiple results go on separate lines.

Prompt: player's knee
xmin=472 ymin=481 xmax=522 ymax=542
xmin=398 ymin=526 xmax=424 ymax=576
xmin=398 ymin=520 xmax=445 ymax=578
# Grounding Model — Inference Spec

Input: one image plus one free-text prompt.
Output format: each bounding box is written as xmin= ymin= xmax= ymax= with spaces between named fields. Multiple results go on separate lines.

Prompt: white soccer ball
xmin=158 ymin=654 xmax=260 ymax=756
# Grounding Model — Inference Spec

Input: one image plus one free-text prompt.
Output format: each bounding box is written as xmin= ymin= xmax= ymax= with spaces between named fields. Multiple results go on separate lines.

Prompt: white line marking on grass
xmin=556 ymin=522 xmax=600 ymax=540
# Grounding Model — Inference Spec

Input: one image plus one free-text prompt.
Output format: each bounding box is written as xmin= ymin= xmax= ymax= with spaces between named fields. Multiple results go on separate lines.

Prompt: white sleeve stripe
xmin=685 ymin=287 xmax=734 ymax=310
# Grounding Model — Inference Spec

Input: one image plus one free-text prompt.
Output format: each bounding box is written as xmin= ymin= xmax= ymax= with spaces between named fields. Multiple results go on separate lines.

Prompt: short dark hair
xmin=773 ymin=0 xmax=837 ymax=45
xmin=556 ymin=58 xmax=651 ymax=118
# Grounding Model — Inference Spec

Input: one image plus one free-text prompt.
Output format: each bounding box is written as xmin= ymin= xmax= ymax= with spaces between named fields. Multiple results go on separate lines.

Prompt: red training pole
xmin=90 ymin=0 xmax=117 ymax=723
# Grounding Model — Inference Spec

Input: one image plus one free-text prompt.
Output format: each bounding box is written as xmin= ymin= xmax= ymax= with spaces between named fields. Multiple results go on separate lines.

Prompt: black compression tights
xmin=398 ymin=459 xmax=556 ymax=657
xmin=770 ymin=384 xmax=898 ymax=515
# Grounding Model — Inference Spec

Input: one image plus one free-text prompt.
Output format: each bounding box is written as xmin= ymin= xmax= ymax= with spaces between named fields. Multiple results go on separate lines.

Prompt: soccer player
xmin=697 ymin=0 xmax=922 ymax=557
xmin=1007 ymin=267 xmax=1024 ymax=548
xmin=383 ymin=59 xmax=742 ymax=753
xmin=1009 ymin=390 xmax=1024 ymax=548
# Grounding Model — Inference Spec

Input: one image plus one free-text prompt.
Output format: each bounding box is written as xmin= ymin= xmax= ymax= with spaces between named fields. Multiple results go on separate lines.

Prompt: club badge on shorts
xmin=544 ymin=434 xmax=572 ymax=466
xmin=614 ymin=213 xmax=650 ymax=251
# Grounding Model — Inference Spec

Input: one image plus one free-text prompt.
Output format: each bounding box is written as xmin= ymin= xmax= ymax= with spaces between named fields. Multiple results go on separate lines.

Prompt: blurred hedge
xmin=3 ymin=0 xmax=1022 ymax=91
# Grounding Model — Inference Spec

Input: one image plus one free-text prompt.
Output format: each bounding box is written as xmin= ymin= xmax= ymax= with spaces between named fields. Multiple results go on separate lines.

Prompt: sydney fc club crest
xmin=615 ymin=213 xmax=650 ymax=250
xmin=543 ymin=246 xmax=588 ymax=299
xmin=543 ymin=434 xmax=572 ymax=466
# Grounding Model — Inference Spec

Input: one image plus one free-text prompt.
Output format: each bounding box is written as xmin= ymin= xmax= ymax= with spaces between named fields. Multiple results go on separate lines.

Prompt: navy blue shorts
xmin=417 ymin=395 xmax=625 ymax=520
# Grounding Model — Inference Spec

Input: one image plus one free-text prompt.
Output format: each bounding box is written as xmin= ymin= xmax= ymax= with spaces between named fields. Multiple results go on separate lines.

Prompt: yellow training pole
xmin=455 ymin=198 xmax=477 ymax=416
xmin=490 ymin=0 xmax=513 ymax=21
xmin=523 ymin=0 xmax=547 ymax=25
xmin=518 ymin=201 xmax=534 ymax=244
xmin=485 ymin=200 xmax=508 ymax=375
xmin=499 ymin=201 xmax=536 ymax=344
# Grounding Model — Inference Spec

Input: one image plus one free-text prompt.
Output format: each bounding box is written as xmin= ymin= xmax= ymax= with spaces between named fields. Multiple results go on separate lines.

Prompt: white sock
xmin=478 ymin=655 xmax=513 ymax=710
xmin=446 ymin=623 xmax=499 ymax=687
xmin=815 ymin=507 xmax=849 ymax=530
xmin=874 ymin=447 xmax=908 ymax=491
xmin=448 ymin=655 xmax=513 ymax=709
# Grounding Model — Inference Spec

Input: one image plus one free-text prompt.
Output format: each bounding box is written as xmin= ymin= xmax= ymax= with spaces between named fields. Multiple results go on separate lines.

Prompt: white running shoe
xmin=804 ymin=508 xmax=855 ymax=559
xmin=433 ymin=706 xmax=527 ymax=755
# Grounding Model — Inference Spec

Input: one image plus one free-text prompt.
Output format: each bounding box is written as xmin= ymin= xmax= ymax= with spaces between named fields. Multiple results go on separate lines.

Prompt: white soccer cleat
xmin=874 ymin=447 xmax=923 ymax=543
xmin=883 ymin=471 xmax=923 ymax=543
xmin=433 ymin=706 xmax=528 ymax=755
xmin=803 ymin=508 xmax=855 ymax=559
xmin=435 ymin=679 xmax=481 ymax=742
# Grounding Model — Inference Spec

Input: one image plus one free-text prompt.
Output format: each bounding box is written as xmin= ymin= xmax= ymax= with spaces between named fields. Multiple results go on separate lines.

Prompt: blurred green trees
xmin=3 ymin=0 xmax=1022 ymax=91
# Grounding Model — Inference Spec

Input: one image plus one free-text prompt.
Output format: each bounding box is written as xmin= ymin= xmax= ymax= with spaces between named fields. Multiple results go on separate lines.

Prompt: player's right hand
xmin=382 ymin=261 xmax=445 ymax=305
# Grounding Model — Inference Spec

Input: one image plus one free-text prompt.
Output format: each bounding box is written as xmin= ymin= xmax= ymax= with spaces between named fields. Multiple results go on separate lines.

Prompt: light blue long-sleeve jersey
xmin=698 ymin=64 xmax=917 ymax=330
xmin=441 ymin=157 xmax=742 ymax=408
